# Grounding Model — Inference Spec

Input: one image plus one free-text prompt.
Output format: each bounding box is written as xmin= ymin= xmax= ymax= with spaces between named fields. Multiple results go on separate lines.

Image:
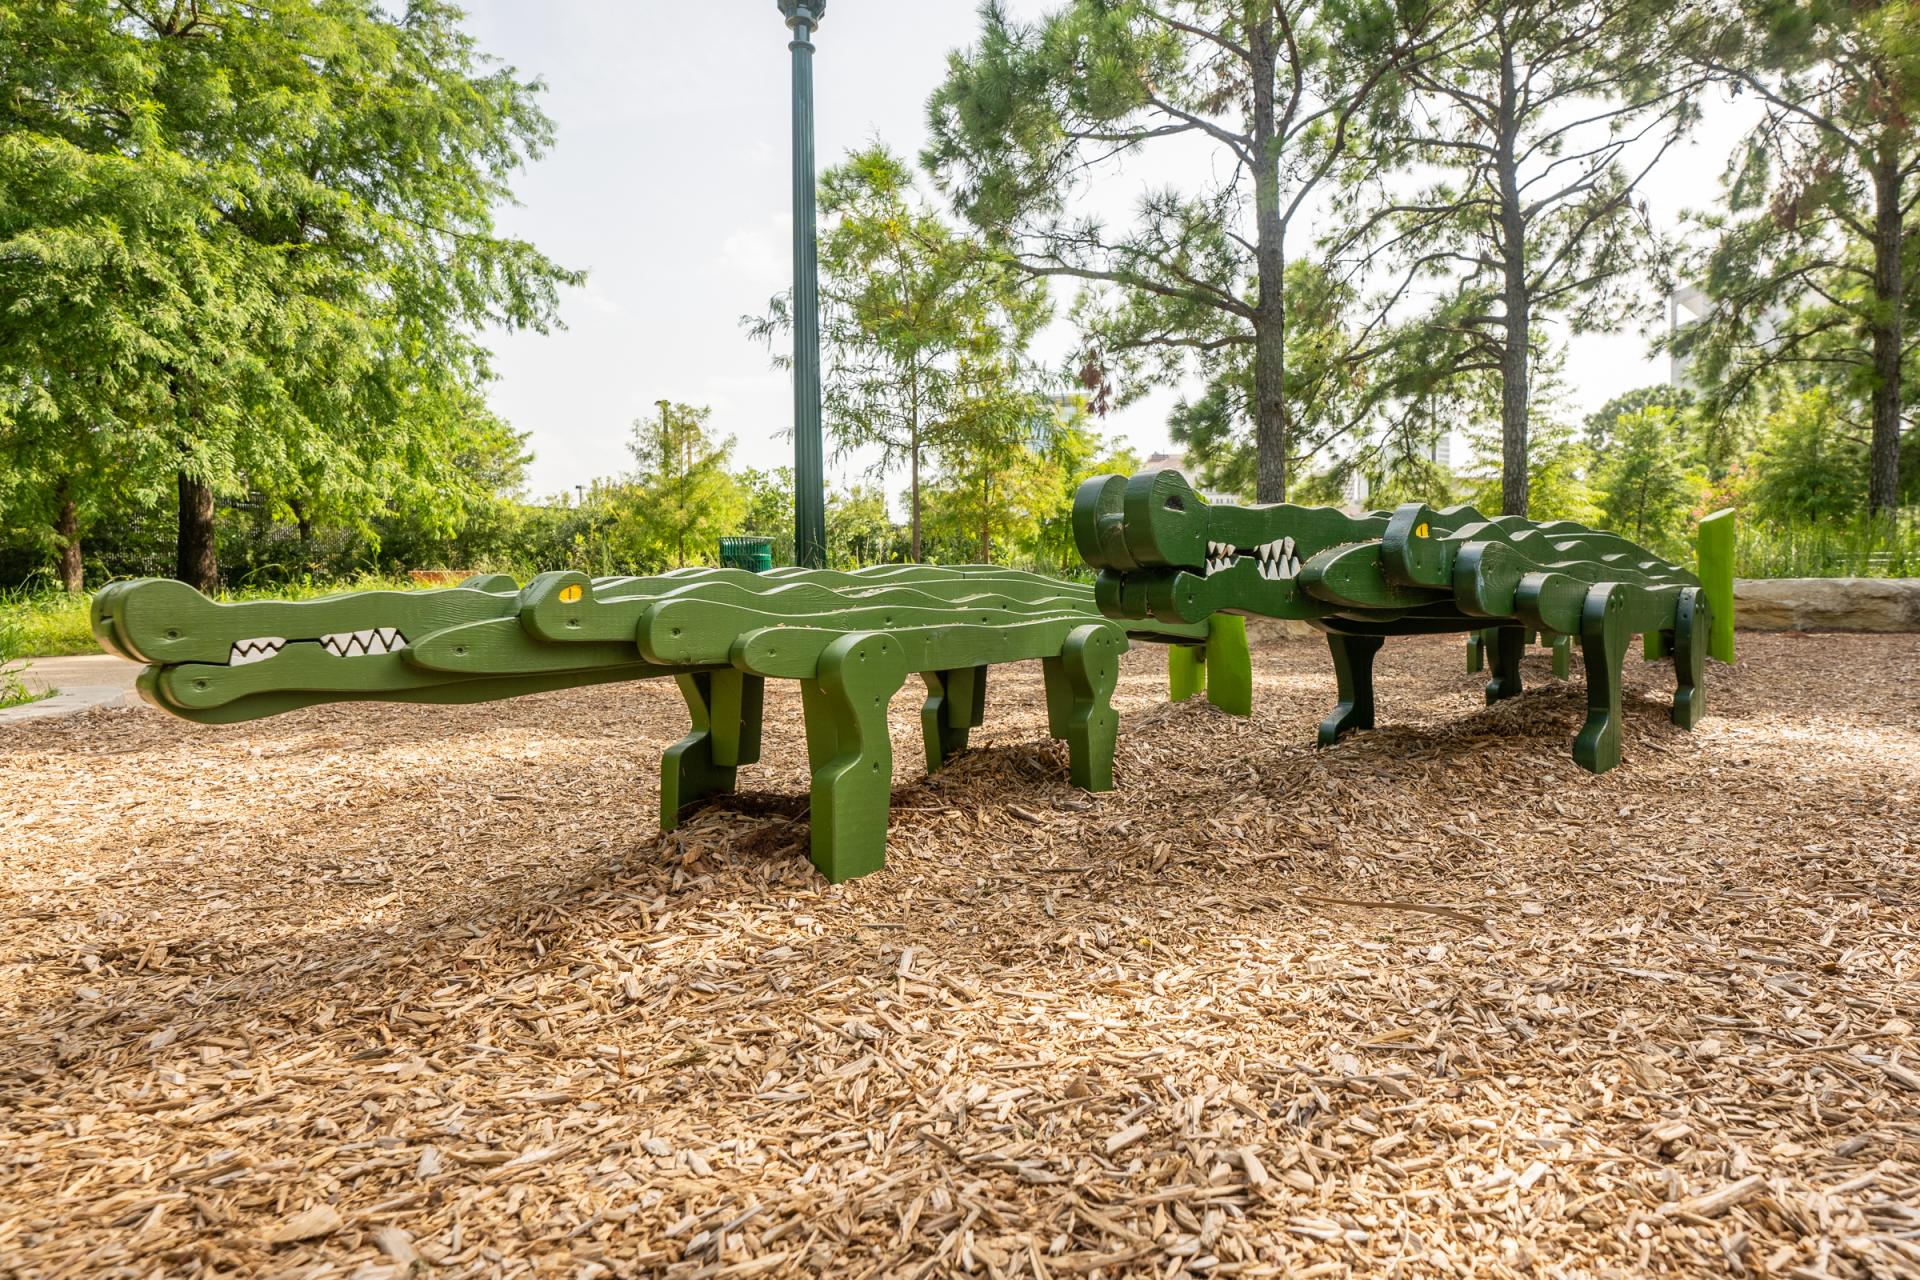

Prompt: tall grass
xmin=0 ymin=606 xmax=45 ymax=708
xmin=1732 ymin=510 xmax=1919 ymax=579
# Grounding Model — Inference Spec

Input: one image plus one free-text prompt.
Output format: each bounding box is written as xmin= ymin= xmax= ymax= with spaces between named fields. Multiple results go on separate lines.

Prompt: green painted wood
xmin=708 ymin=669 xmax=765 ymax=768
xmin=1574 ymin=584 xmax=1631 ymax=774
xmin=728 ymin=616 xmax=1110 ymax=683
xmin=151 ymin=646 xmax=594 ymax=712
xmin=406 ymin=618 xmax=644 ymax=675
xmin=1299 ymin=541 xmax=1449 ymax=611
xmin=1644 ymin=629 xmax=1672 ymax=660
xmin=1167 ymin=644 xmax=1206 ymax=703
xmin=137 ymin=662 xmax=676 ymax=725
xmin=525 ymin=566 xmax=1131 ymax=649
xmin=1672 ymin=588 xmax=1709 ymax=730
xmin=1203 ymin=614 xmax=1252 ymax=716
xmin=459 ymin=573 xmax=520 ymax=592
xmin=1319 ymin=633 xmax=1383 ymax=747
xmin=1078 ymin=467 xmax=1724 ymax=774
xmin=1044 ymin=625 xmax=1126 ymax=791
xmin=920 ymin=665 xmax=987 ymax=771
xmin=661 ymin=672 xmax=744 ymax=832
xmin=1485 ymin=625 xmax=1525 ymax=705
xmin=98 ymin=578 xmax=519 ymax=667
xmin=97 ymin=558 xmax=1232 ymax=884
xmin=801 ymin=632 xmax=908 ymax=883
xmin=1696 ymin=508 xmax=1737 ymax=665
xmin=1550 ymin=633 xmax=1572 ymax=680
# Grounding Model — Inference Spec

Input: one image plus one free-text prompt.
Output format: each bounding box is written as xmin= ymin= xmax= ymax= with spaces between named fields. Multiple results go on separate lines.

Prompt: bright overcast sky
xmin=460 ymin=1 xmax=1758 ymax=501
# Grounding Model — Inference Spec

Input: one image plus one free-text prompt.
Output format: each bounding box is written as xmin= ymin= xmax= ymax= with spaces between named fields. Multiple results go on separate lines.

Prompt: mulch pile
xmin=0 ymin=631 xmax=1915 ymax=1279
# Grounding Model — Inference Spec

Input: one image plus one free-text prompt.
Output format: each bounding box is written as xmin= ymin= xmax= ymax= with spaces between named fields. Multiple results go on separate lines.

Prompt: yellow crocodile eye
xmin=1414 ymin=522 xmax=1430 ymax=539
xmin=559 ymin=584 xmax=583 ymax=604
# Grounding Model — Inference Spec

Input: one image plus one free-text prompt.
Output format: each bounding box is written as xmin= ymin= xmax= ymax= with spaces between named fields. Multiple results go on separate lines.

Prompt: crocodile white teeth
xmin=228 ymin=637 xmax=286 ymax=666
xmin=1204 ymin=541 xmax=1239 ymax=577
xmin=1243 ymin=539 xmax=1302 ymax=581
xmin=319 ymin=628 xmax=409 ymax=658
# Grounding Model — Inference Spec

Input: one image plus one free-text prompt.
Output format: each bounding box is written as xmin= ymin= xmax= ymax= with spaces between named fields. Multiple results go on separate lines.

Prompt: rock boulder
xmin=1733 ymin=577 xmax=1920 ymax=632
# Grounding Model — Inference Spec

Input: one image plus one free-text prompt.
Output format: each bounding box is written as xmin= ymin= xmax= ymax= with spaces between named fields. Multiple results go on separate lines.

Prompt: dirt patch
xmin=0 ymin=633 xmax=1915 ymax=1277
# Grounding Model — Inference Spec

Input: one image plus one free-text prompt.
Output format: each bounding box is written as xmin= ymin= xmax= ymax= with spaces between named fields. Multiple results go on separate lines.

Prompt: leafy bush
xmin=0 ymin=603 xmax=44 ymax=708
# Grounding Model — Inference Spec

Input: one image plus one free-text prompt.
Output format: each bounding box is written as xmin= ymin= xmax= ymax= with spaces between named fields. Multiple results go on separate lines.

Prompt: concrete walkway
xmin=1 ymin=654 xmax=143 ymax=725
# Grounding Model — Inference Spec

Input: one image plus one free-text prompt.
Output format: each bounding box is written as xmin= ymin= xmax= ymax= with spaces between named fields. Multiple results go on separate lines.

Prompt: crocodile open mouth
xmin=1204 ymin=539 xmax=1301 ymax=581
xmin=225 ymin=628 xmax=409 ymax=666
xmin=229 ymin=637 xmax=287 ymax=666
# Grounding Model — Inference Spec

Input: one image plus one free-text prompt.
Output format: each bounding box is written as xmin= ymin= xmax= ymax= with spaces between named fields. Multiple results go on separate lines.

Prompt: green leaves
xmin=619 ymin=404 xmax=747 ymax=569
xmin=0 ymin=0 xmax=577 ymax=585
xmin=753 ymin=143 xmax=1048 ymax=559
xmin=1677 ymin=0 xmax=1918 ymax=512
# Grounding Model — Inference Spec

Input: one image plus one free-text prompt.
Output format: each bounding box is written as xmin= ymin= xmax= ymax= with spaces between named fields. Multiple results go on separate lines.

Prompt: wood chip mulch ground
xmin=0 ymin=631 xmax=1916 ymax=1279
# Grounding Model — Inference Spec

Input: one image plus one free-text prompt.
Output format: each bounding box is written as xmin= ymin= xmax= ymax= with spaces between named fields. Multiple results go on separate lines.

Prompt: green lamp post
xmin=779 ymin=0 xmax=828 ymax=568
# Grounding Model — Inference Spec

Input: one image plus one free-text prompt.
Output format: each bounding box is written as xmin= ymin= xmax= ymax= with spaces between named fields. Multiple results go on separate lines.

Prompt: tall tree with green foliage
xmin=1743 ymin=388 xmax=1871 ymax=523
xmin=749 ymin=147 xmax=1043 ymax=560
xmin=826 ymin=485 xmax=899 ymax=568
xmin=1679 ymin=0 xmax=1920 ymax=515
xmin=1348 ymin=0 xmax=1706 ymax=516
xmin=0 ymin=0 xmax=576 ymax=591
xmin=1594 ymin=407 xmax=1697 ymax=548
xmin=622 ymin=403 xmax=744 ymax=569
xmin=926 ymin=0 xmax=1426 ymax=502
xmin=921 ymin=356 xmax=1053 ymax=563
xmin=1026 ymin=402 xmax=1139 ymax=571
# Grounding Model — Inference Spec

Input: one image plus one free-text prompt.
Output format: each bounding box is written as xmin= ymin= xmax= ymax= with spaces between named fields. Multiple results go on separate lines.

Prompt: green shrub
xmin=0 ymin=605 xmax=45 ymax=708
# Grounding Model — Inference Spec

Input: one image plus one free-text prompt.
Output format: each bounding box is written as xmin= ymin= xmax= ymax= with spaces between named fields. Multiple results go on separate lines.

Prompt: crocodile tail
xmin=1695 ymin=508 xmax=1736 ymax=665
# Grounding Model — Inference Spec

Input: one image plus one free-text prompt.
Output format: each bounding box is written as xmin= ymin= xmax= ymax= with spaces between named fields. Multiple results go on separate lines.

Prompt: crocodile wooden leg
xmin=1204 ymin=614 xmax=1252 ymax=716
xmin=799 ymin=633 xmax=907 ymax=883
xmin=1485 ymin=624 xmax=1526 ymax=704
xmin=1466 ymin=629 xmax=1487 ymax=674
xmin=1168 ymin=643 xmax=1206 ymax=702
xmin=1549 ymin=633 xmax=1572 ymax=680
xmin=1319 ymin=632 xmax=1384 ymax=747
xmin=1671 ymin=588 xmax=1710 ymax=730
xmin=1574 ymin=584 xmax=1629 ymax=774
xmin=920 ymin=665 xmax=987 ymax=772
xmin=661 ymin=670 xmax=765 ymax=832
xmin=1046 ymin=624 xmax=1126 ymax=791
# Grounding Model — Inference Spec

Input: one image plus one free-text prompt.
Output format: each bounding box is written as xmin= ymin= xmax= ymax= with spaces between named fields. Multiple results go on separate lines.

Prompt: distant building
xmin=1336 ymin=427 xmax=1460 ymax=512
xmin=1669 ymin=284 xmax=1709 ymax=390
xmin=1669 ymin=282 xmax=1783 ymax=391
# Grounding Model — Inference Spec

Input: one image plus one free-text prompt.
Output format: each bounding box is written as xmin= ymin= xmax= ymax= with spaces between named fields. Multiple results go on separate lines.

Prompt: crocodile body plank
xmin=94 ymin=564 xmax=1247 ymax=881
xmin=1073 ymin=470 xmax=1736 ymax=773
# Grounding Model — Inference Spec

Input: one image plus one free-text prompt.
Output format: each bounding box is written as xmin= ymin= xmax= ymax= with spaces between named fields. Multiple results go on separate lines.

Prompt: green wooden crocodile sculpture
xmin=92 ymin=564 xmax=1251 ymax=881
xmin=1073 ymin=469 xmax=1736 ymax=773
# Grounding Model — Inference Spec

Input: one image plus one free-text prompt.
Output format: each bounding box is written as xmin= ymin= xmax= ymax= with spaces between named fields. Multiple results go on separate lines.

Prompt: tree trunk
xmin=1249 ymin=21 xmax=1289 ymax=504
xmin=908 ymin=370 xmax=924 ymax=562
xmin=978 ymin=471 xmax=992 ymax=563
xmin=909 ymin=444 xmax=922 ymax=562
xmin=54 ymin=479 xmax=82 ymax=594
xmin=1495 ymin=41 xmax=1531 ymax=518
xmin=1868 ymin=147 xmax=1904 ymax=516
xmin=289 ymin=497 xmax=313 ymax=543
xmin=176 ymin=471 xmax=217 ymax=591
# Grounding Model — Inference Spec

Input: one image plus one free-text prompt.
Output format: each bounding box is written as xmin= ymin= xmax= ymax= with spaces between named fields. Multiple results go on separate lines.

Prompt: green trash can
xmin=718 ymin=535 xmax=775 ymax=573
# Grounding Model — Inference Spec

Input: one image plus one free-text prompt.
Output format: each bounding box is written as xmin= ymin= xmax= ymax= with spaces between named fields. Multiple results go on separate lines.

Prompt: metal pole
xmin=780 ymin=1 xmax=828 ymax=568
